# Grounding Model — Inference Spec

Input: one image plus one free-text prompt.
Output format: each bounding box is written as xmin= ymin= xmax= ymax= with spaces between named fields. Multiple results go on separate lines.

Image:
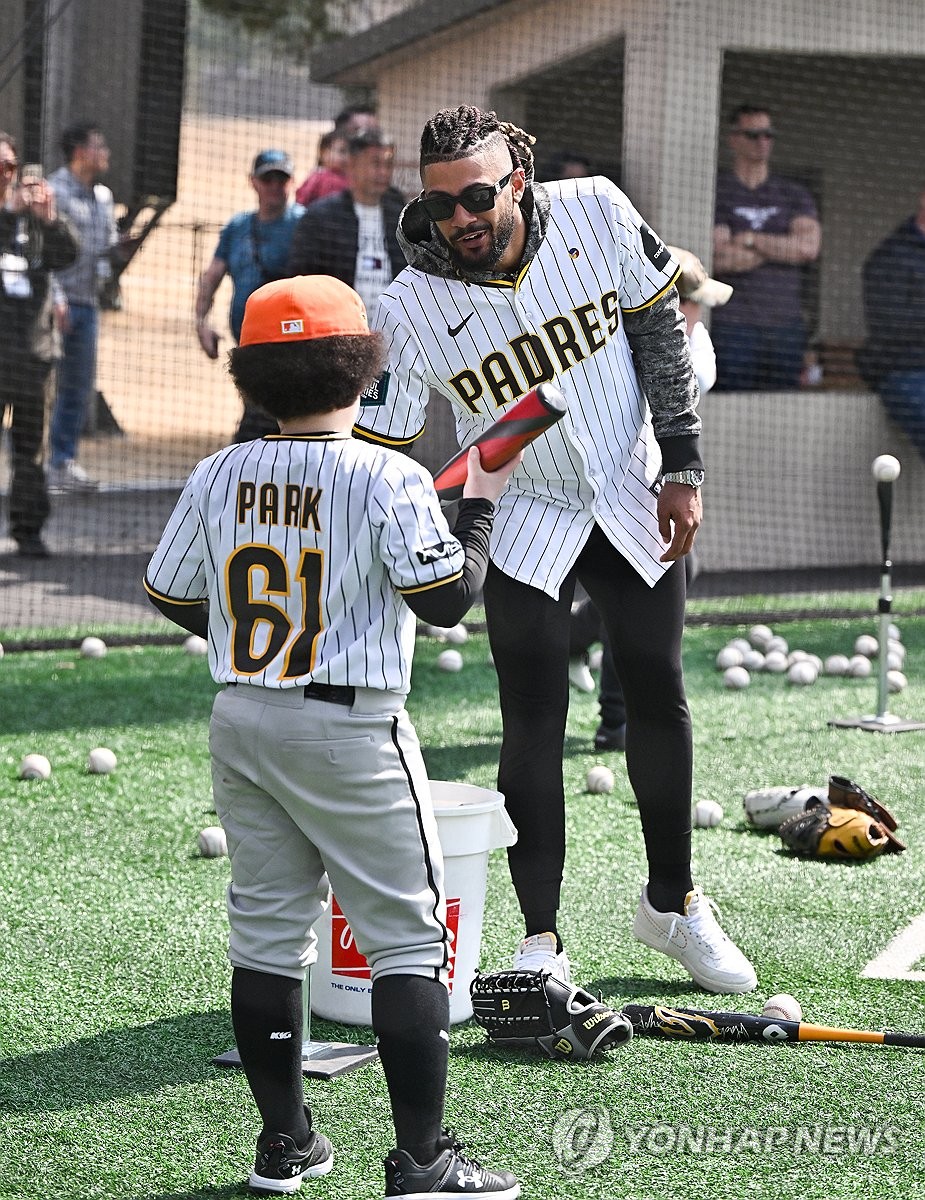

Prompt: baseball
xmin=19 ymin=753 xmax=51 ymax=780
xmin=888 ymin=670 xmax=908 ymax=693
xmin=765 ymin=635 xmax=789 ymax=655
xmin=742 ymin=649 xmax=765 ymax=671
xmin=763 ymin=650 xmax=788 ymax=673
xmin=87 ymin=746 xmax=117 ymax=774
xmin=80 ymin=635 xmax=107 ymax=659
xmin=197 ymin=825 xmax=228 ymax=858
xmin=762 ymin=993 xmax=803 ymax=1023
xmin=183 ymin=634 xmax=209 ymax=656
xmin=824 ymin=654 xmax=850 ymax=676
xmin=436 ymin=648 xmax=463 ymax=673
xmin=585 ymin=764 xmax=615 ymax=794
xmin=723 ymin=665 xmax=750 ymax=689
xmin=728 ymin=638 xmax=752 ymax=655
xmin=847 ymin=654 xmax=873 ymax=677
xmin=872 ymin=454 xmax=901 ymax=483
xmin=588 ymin=647 xmax=604 ymax=671
xmin=693 ymin=798 xmax=723 ymax=827
xmin=441 ymin=623 xmax=469 ymax=645
xmin=749 ymin=624 xmax=774 ymax=649
xmin=854 ymin=634 xmax=879 ymax=658
xmin=888 ymin=623 xmax=901 ymax=642
xmin=787 ymin=660 xmax=818 ymax=686
xmin=716 ymin=645 xmax=744 ymax=670
xmin=0 ymin=642 xmax=4 ymax=660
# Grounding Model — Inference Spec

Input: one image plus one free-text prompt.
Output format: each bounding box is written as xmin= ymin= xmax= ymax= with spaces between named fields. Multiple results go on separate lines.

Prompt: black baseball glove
xmin=469 ymin=970 xmax=633 ymax=1061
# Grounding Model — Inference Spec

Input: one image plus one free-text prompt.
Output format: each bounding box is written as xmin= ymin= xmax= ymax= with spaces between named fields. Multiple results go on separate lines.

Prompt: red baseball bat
xmin=432 ymin=383 xmax=567 ymax=499
xmin=622 ymin=1003 xmax=925 ymax=1048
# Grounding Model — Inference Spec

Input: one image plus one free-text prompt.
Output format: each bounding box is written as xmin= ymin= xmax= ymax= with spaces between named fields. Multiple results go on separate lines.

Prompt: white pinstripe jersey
xmin=144 ymin=433 xmax=465 ymax=693
xmin=357 ymin=177 xmax=685 ymax=596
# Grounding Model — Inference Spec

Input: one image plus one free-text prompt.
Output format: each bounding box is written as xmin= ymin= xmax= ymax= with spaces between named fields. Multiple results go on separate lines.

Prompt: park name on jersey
xmin=237 ymin=481 xmax=323 ymax=530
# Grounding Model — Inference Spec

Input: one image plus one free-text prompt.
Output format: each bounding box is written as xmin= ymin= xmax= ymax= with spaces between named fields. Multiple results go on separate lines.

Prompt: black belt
xmin=227 ymin=681 xmax=355 ymax=706
xmin=303 ymin=681 xmax=355 ymax=706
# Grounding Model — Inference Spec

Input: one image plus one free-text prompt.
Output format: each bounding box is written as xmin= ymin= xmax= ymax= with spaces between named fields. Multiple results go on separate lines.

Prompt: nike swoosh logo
xmin=447 ymin=314 xmax=474 ymax=337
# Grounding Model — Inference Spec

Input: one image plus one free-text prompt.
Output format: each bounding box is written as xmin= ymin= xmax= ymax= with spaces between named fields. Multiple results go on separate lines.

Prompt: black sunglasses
xmin=736 ymin=128 xmax=776 ymax=141
xmin=419 ymin=169 xmax=514 ymax=222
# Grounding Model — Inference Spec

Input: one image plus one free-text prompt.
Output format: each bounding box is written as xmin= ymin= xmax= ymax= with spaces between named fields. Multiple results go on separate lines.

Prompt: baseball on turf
xmin=80 ymin=635 xmax=107 ymax=659
xmin=787 ymin=660 xmax=818 ymax=686
xmin=854 ymin=634 xmax=879 ymax=658
xmin=693 ymin=798 xmax=723 ymax=828
xmin=723 ymin=665 xmax=750 ymax=689
xmin=888 ymin=670 xmax=908 ymax=693
xmin=749 ymin=624 xmax=774 ymax=649
xmin=847 ymin=654 xmax=873 ymax=677
xmin=762 ymin=993 xmax=803 ymax=1023
xmin=183 ymin=634 xmax=209 ymax=656
xmin=87 ymin=746 xmax=117 ymax=774
xmin=716 ymin=645 xmax=744 ymax=669
xmin=442 ymin=623 xmax=469 ymax=645
xmin=824 ymin=653 xmax=850 ymax=676
xmin=742 ymin=648 xmax=765 ymax=671
xmin=436 ymin=648 xmax=463 ymax=673
xmin=19 ymin=753 xmax=51 ymax=780
xmin=198 ymin=826 xmax=227 ymax=858
xmin=872 ymin=454 xmax=901 ymax=482
xmin=585 ymin=764 xmax=615 ymax=794
xmin=763 ymin=650 xmax=788 ymax=673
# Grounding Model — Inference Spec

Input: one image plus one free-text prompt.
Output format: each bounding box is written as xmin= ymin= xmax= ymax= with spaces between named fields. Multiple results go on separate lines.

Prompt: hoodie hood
xmin=396 ymin=181 xmax=552 ymax=284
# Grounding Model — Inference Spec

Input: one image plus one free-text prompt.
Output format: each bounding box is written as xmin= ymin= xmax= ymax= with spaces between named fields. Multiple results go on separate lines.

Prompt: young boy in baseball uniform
xmin=145 ymin=275 xmax=521 ymax=1198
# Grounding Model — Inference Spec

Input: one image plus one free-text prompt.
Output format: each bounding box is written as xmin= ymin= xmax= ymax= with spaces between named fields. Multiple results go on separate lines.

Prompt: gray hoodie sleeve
xmin=622 ymin=287 xmax=703 ymax=472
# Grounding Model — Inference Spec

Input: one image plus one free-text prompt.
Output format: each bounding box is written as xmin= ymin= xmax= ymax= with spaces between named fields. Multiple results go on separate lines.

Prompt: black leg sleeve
xmin=483 ymin=561 xmax=576 ymax=918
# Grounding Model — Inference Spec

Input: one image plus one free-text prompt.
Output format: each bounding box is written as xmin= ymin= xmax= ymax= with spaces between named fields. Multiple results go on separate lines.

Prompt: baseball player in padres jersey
xmin=356 ymin=106 xmax=757 ymax=996
xmin=145 ymin=275 xmax=521 ymax=1198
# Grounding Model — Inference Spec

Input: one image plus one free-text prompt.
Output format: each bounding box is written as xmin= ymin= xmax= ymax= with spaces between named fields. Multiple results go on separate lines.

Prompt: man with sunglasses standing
xmin=195 ymin=149 xmax=304 ymax=441
xmin=356 ymin=105 xmax=757 ymax=1015
xmin=711 ymin=104 xmax=821 ymax=391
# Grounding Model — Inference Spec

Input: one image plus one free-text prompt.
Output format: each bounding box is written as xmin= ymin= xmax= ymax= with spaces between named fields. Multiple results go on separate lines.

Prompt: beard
xmin=448 ymin=205 xmax=517 ymax=272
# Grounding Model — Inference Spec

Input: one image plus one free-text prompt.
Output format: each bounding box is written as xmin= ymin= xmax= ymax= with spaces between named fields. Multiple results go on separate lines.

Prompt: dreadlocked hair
xmin=419 ymin=105 xmax=536 ymax=184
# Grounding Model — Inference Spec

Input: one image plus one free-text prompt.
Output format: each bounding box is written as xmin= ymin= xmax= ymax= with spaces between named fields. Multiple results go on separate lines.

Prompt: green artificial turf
xmin=1 ymin=618 xmax=924 ymax=1200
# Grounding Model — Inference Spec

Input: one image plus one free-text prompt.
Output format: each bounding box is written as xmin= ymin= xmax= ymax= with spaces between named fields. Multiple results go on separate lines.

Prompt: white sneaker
xmin=48 ymin=461 xmax=99 ymax=493
xmin=632 ymin=886 xmax=757 ymax=994
xmin=568 ymin=658 xmax=596 ymax=693
xmin=511 ymin=932 xmax=571 ymax=982
xmin=743 ymin=785 xmax=826 ymax=830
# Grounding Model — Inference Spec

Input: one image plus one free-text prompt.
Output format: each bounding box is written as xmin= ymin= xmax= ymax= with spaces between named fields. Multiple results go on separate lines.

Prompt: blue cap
xmin=252 ymin=149 xmax=294 ymax=178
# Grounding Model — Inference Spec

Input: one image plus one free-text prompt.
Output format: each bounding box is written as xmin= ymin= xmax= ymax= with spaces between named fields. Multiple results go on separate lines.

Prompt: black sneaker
xmin=384 ymin=1130 xmax=520 ymax=1198
xmin=248 ymin=1117 xmax=334 ymax=1194
xmin=594 ymin=722 xmax=626 ymax=752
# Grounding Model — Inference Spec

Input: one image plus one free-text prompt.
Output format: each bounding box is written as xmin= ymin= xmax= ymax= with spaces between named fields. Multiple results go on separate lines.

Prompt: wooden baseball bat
xmin=431 ymin=383 xmax=567 ymax=499
xmin=622 ymin=1003 xmax=925 ymax=1048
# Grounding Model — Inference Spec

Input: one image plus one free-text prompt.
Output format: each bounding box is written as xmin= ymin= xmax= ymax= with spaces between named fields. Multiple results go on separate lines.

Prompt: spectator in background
xmin=858 ymin=186 xmax=925 ymax=463
xmin=711 ymin=104 xmax=821 ymax=391
xmin=544 ymin=151 xmax=591 ymax=181
xmin=287 ymin=128 xmax=405 ymax=317
xmin=295 ymin=103 xmax=383 ymax=206
xmin=295 ymin=130 xmax=350 ymax=207
xmin=47 ymin=121 xmax=117 ymax=491
xmin=0 ymin=133 xmax=78 ymax=556
xmin=194 ymin=149 xmax=304 ymax=441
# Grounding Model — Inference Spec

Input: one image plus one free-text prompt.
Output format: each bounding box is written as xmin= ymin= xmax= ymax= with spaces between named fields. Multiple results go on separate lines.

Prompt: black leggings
xmin=483 ymin=524 xmax=692 ymax=918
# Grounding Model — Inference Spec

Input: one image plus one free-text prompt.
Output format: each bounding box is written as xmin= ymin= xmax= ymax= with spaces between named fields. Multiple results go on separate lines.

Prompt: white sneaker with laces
xmin=511 ymin=932 xmax=571 ymax=982
xmin=568 ymin=658 xmax=596 ymax=694
xmin=632 ymin=886 xmax=757 ymax=994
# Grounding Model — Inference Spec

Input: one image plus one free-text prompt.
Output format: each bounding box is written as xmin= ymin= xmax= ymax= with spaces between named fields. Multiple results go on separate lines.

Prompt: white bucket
xmin=310 ymin=780 xmax=517 ymax=1025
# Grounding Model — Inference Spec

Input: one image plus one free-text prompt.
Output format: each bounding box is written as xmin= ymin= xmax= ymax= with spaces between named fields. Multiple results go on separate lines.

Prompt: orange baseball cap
xmin=239 ymin=275 xmax=369 ymax=346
